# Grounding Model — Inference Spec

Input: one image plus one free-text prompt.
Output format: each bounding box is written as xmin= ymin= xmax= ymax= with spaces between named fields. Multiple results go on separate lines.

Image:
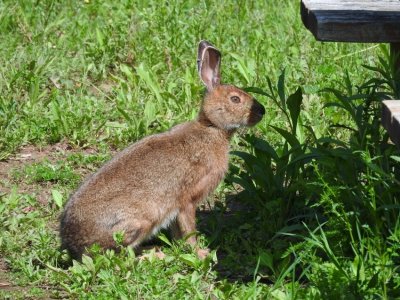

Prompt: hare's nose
xmin=252 ymin=99 xmax=265 ymax=116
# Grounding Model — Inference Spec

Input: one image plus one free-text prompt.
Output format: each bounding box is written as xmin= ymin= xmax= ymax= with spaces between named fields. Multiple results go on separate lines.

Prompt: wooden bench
xmin=301 ymin=0 xmax=400 ymax=144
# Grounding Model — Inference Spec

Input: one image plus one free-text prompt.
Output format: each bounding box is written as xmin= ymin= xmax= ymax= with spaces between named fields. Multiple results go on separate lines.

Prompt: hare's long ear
xmin=197 ymin=40 xmax=221 ymax=91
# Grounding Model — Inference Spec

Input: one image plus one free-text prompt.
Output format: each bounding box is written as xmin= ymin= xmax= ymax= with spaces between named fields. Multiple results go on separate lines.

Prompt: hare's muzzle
xmin=248 ymin=99 xmax=265 ymax=126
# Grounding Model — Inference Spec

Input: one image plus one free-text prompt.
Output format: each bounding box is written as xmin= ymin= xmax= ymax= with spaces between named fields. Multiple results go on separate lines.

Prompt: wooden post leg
xmin=390 ymin=43 xmax=400 ymax=77
xmin=382 ymin=100 xmax=400 ymax=146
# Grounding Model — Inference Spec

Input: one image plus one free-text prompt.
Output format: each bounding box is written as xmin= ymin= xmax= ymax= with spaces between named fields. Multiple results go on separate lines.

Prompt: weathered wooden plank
xmin=301 ymin=0 xmax=400 ymax=42
xmin=382 ymin=100 xmax=400 ymax=145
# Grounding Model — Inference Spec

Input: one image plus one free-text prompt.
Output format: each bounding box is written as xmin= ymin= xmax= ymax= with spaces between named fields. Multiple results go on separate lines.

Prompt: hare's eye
xmin=230 ymin=96 xmax=241 ymax=103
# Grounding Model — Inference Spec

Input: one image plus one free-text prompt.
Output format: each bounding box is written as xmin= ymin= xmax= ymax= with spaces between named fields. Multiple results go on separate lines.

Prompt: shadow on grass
xmin=196 ymin=193 xmax=302 ymax=284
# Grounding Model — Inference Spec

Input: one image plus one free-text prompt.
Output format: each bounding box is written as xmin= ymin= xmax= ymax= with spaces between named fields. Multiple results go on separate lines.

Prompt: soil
xmin=0 ymin=141 xmax=100 ymax=200
xmin=0 ymin=257 xmax=10 ymax=288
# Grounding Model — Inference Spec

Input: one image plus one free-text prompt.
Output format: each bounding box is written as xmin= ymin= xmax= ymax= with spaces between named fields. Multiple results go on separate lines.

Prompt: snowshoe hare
xmin=60 ymin=40 xmax=265 ymax=260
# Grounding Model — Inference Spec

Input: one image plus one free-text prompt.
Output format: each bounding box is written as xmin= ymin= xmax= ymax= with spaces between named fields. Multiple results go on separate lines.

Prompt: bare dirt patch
xmin=0 ymin=257 xmax=10 ymax=286
xmin=0 ymin=141 xmax=99 ymax=202
xmin=1 ymin=142 xmax=66 ymax=177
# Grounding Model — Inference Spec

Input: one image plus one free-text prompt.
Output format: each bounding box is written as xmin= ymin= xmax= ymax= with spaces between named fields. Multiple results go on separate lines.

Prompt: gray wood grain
xmin=301 ymin=0 xmax=400 ymax=42
xmin=382 ymin=100 xmax=400 ymax=145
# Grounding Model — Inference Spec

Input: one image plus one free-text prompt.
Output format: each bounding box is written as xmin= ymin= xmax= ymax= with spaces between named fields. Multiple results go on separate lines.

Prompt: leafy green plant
xmin=363 ymin=44 xmax=400 ymax=99
xmin=225 ymin=57 xmax=400 ymax=297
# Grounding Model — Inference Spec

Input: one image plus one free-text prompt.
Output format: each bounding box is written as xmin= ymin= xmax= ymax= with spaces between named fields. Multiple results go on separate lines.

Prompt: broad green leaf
xmin=81 ymin=255 xmax=95 ymax=273
xmin=120 ymin=64 xmax=134 ymax=82
xmin=277 ymin=70 xmax=286 ymax=110
xmin=270 ymin=125 xmax=300 ymax=148
xmin=390 ymin=155 xmax=400 ymax=163
xmin=230 ymin=53 xmax=254 ymax=84
xmin=244 ymin=86 xmax=272 ymax=98
xmin=158 ymin=233 xmax=172 ymax=246
xmin=258 ymin=251 xmax=274 ymax=272
xmin=144 ymin=100 xmax=156 ymax=127
xmin=254 ymin=138 xmax=279 ymax=160
xmin=117 ymin=106 xmax=132 ymax=123
xmin=136 ymin=63 xmax=162 ymax=103
xmin=180 ymin=254 xmax=200 ymax=268
xmin=95 ymin=28 xmax=104 ymax=49
xmin=231 ymin=151 xmax=257 ymax=166
xmin=286 ymin=87 xmax=302 ymax=133
xmin=51 ymin=189 xmax=63 ymax=209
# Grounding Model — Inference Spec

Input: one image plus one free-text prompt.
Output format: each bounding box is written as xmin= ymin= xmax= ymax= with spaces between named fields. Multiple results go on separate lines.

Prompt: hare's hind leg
xmin=119 ymin=220 xmax=153 ymax=250
xmin=170 ymin=203 xmax=210 ymax=259
xmin=170 ymin=202 xmax=197 ymax=245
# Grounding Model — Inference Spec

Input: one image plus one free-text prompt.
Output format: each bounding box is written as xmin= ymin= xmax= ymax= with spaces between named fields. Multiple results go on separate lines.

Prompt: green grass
xmin=13 ymin=160 xmax=80 ymax=185
xmin=1 ymin=0 xmax=399 ymax=299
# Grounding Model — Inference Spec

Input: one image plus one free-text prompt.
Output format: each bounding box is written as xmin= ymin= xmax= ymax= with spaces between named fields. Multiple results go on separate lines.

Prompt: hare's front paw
xmin=138 ymin=247 xmax=166 ymax=261
xmin=196 ymin=247 xmax=210 ymax=260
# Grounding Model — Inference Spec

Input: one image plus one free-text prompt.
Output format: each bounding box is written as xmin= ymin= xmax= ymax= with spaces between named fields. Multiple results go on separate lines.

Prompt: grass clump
xmin=13 ymin=160 xmax=79 ymax=185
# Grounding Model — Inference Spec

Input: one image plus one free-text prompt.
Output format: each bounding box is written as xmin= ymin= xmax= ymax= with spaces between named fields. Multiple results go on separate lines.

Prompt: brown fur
xmin=60 ymin=41 xmax=265 ymax=259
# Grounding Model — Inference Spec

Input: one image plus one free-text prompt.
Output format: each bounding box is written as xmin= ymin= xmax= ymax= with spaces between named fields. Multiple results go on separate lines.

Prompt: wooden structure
xmin=301 ymin=0 xmax=400 ymax=144
xmin=382 ymin=101 xmax=400 ymax=145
